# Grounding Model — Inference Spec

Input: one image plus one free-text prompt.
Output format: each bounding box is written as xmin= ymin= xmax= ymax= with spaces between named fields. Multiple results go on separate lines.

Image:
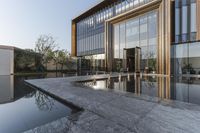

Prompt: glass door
xmin=135 ymin=47 xmax=141 ymax=73
xmin=124 ymin=47 xmax=141 ymax=73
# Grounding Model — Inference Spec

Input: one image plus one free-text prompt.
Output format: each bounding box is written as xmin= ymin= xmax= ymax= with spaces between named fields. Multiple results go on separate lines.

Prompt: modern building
xmin=71 ymin=0 xmax=200 ymax=76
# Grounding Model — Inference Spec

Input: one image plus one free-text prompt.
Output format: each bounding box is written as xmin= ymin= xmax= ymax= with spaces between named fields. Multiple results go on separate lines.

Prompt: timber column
xmin=158 ymin=0 xmax=171 ymax=76
xmin=158 ymin=0 xmax=172 ymax=95
xmin=197 ymin=0 xmax=200 ymax=40
xmin=71 ymin=21 xmax=77 ymax=57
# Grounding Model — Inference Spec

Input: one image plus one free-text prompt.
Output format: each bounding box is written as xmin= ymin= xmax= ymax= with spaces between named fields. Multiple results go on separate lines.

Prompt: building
xmin=0 ymin=46 xmax=14 ymax=75
xmin=71 ymin=0 xmax=200 ymax=76
xmin=0 ymin=45 xmax=43 ymax=75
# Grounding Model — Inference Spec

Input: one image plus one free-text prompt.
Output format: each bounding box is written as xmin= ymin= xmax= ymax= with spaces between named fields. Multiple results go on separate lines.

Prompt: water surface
xmin=79 ymin=74 xmax=200 ymax=105
xmin=0 ymin=73 xmax=79 ymax=133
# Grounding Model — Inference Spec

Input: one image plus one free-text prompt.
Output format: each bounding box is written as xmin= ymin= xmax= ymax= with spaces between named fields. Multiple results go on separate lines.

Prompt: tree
xmin=35 ymin=35 xmax=58 ymax=69
xmin=14 ymin=49 xmax=42 ymax=72
xmin=57 ymin=50 xmax=68 ymax=71
xmin=65 ymin=53 xmax=77 ymax=70
xmin=52 ymin=49 xmax=74 ymax=71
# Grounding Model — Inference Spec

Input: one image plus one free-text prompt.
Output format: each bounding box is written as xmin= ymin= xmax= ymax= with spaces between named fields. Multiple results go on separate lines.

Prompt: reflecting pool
xmin=0 ymin=74 xmax=79 ymax=133
xmin=79 ymin=74 xmax=200 ymax=106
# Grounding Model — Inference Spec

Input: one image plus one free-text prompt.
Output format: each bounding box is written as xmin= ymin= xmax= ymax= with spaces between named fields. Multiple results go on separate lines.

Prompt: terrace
xmin=25 ymin=73 xmax=200 ymax=133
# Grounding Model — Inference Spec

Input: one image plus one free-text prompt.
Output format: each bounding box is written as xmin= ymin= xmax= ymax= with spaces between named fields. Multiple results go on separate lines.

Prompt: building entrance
xmin=123 ymin=47 xmax=141 ymax=73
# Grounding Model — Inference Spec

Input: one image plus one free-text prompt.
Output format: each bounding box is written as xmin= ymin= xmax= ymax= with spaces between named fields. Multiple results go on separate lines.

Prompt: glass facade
xmin=175 ymin=0 xmax=197 ymax=43
xmin=113 ymin=11 xmax=158 ymax=73
xmin=78 ymin=54 xmax=105 ymax=75
xmin=76 ymin=0 xmax=155 ymax=57
xmin=76 ymin=0 xmax=155 ymax=73
xmin=172 ymin=42 xmax=200 ymax=76
xmin=75 ymin=0 xmax=199 ymax=75
xmin=173 ymin=0 xmax=199 ymax=76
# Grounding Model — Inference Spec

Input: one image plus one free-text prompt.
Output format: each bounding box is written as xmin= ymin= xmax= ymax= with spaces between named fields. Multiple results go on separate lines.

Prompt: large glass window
xmin=126 ymin=18 xmax=139 ymax=48
xmin=113 ymin=11 xmax=158 ymax=73
xmin=76 ymin=0 xmax=154 ymax=56
xmin=171 ymin=44 xmax=188 ymax=75
xmin=190 ymin=2 xmax=196 ymax=32
xmin=134 ymin=0 xmax=139 ymax=7
xmin=78 ymin=54 xmax=105 ymax=75
xmin=140 ymin=14 xmax=148 ymax=71
xmin=139 ymin=15 xmax=148 ymax=47
xmin=172 ymin=42 xmax=200 ymax=76
xmin=114 ymin=25 xmax=120 ymax=59
xmin=113 ymin=24 xmax=121 ymax=71
xmin=148 ymin=12 xmax=157 ymax=72
xmin=175 ymin=7 xmax=180 ymax=42
xmin=175 ymin=0 xmax=197 ymax=43
xmin=190 ymin=1 xmax=197 ymax=41
xmin=120 ymin=23 xmax=126 ymax=59
xmin=189 ymin=42 xmax=200 ymax=75
xmin=181 ymin=5 xmax=188 ymax=42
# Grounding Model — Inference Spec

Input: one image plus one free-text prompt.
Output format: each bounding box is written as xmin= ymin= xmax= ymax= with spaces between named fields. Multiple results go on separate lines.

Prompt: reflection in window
xmin=78 ymin=54 xmax=105 ymax=74
xmin=113 ymin=11 xmax=157 ymax=73
xmin=113 ymin=24 xmax=121 ymax=71
xmin=175 ymin=7 xmax=180 ymax=42
xmin=175 ymin=0 xmax=197 ymax=43
xmin=114 ymin=25 xmax=119 ymax=59
xmin=126 ymin=18 xmax=139 ymax=48
xmin=189 ymin=42 xmax=200 ymax=75
xmin=172 ymin=42 xmax=200 ymax=76
xmin=181 ymin=5 xmax=188 ymax=42
xmin=76 ymin=0 xmax=154 ymax=56
xmin=176 ymin=44 xmax=188 ymax=75
xmin=120 ymin=23 xmax=126 ymax=59
xmin=190 ymin=2 xmax=197 ymax=41
xmin=140 ymin=15 xmax=148 ymax=47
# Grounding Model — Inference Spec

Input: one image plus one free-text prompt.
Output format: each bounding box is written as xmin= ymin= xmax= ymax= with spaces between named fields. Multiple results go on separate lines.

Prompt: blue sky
xmin=0 ymin=0 xmax=101 ymax=51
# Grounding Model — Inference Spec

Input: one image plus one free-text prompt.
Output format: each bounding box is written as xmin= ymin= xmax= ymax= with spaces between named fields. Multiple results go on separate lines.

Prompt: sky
xmin=0 ymin=0 xmax=102 ymax=51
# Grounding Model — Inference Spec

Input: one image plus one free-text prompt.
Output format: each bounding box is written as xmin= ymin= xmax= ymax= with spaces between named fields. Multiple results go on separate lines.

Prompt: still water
xmin=79 ymin=74 xmax=200 ymax=106
xmin=0 ymin=73 xmax=79 ymax=133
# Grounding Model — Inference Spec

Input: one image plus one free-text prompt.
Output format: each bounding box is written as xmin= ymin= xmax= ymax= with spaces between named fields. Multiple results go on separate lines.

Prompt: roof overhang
xmin=72 ymin=0 xmax=118 ymax=23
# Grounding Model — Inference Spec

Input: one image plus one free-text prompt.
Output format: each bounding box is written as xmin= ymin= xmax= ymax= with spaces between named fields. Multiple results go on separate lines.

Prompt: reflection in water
xmin=0 ymin=74 xmax=79 ymax=133
xmin=0 ymin=76 xmax=14 ymax=104
xmin=80 ymin=74 xmax=200 ymax=105
xmin=35 ymin=91 xmax=55 ymax=111
xmin=171 ymin=76 xmax=200 ymax=105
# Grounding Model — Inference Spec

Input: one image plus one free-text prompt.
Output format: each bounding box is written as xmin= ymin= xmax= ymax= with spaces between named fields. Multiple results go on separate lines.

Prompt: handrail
xmin=172 ymin=40 xmax=200 ymax=45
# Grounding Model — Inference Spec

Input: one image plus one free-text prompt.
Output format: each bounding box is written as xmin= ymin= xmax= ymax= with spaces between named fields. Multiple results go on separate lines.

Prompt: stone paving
xmin=24 ymin=74 xmax=200 ymax=133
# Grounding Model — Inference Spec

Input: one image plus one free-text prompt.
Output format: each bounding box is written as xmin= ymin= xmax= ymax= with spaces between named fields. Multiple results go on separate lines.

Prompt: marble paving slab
xmin=25 ymin=74 xmax=200 ymax=133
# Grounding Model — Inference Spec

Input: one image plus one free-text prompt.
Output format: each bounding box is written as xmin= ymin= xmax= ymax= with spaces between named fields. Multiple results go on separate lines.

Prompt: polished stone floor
xmin=25 ymin=74 xmax=200 ymax=133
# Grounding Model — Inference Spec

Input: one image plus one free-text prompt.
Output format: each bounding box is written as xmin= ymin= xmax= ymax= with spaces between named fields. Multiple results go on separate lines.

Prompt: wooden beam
xmin=107 ymin=0 xmax=162 ymax=24
xmin=73 ymin=0 xmax=119 ymax=23
xmin=71 ymin=21 xmax=77 ymax=57
xmin=197 ymin=0 xmax=200 ymax=40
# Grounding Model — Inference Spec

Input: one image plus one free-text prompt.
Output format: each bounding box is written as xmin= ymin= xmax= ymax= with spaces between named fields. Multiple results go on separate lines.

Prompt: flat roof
xmin=72 ymin=0 xmax=118 ymax=23
xmin=0 ymin=45 xmax=26 ymax=51
xmin=0 ymin=45 xmax=16 ymax=50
